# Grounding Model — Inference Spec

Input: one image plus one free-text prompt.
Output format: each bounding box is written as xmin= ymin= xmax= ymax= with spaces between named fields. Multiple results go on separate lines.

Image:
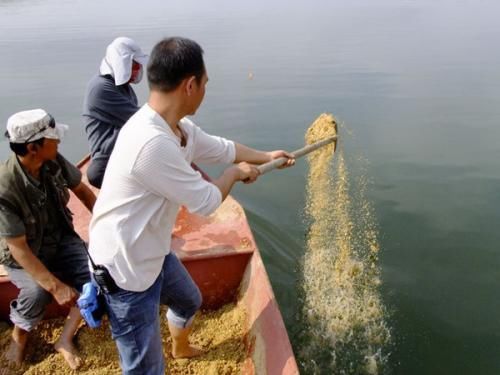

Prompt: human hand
xmin=52 ymin=282 xmax=78 ymax=307
xmin=232 ymin=162 xmax=260 ymax=184
xmin=267 ymin=150 xmax=295 ymax=169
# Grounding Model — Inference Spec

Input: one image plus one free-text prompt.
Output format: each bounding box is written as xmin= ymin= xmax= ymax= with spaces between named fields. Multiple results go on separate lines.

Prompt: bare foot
xmin=54 ymin=339 xmax=82 ymax=370
xmin=4 ymin=338 xmax=25 ymax=367
xmin=172 ymin=344 xmax=204 ymax=359
xmin=3 ymin=326 xmax=28 ymax=367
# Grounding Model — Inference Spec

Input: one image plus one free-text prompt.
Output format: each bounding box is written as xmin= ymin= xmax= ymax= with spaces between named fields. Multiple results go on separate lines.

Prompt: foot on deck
xmin=4 ymin=338 xmax=26 ymax=367
xmin=54 ymin=339 xmax=82 ymax=370
xmin=172 ymin=344 xmax=204 ymax=359
xmin=3 ymin=327 xmax=28 ymax=368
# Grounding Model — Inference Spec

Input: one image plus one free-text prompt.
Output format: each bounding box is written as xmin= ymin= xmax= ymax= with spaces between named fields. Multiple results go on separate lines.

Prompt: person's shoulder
xmin=0 ymin=157 xmax=19 ymax=194
xmin=0 ymin=157 xmax=9 ymax=172
xmin=130 ymin=133 xmax=180 ymax=175
xmin=0 ymin=161 xmax=11 ymax=182
xmin=126 ymin=105 xmax=172 ymax=132
xmin=179 ymin=117 xmax=199 ymax=136
xmin=87 ymin=74 xmax=108 ymax=87
xmin=122 ymin=104 xmax=152 ymax=129
xmin=0 ymin=155 xmax=19 ymax=177
xmin=119 ymin=108 xmax=171 ymax=149
xmin=86 ymin=75 xmax=116 ymax=96
xmin=45 ymin=153 xmax=77 ymax=174
xmin=54 ymin=152 xmax=74 ymax=167
xmin=180 ymin=117 xmax=196 ymax=128
xmin=138 ymin=133 xmax=180 ymax=160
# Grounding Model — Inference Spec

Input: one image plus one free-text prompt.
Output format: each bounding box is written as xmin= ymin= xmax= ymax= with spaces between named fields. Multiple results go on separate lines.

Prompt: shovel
xmin=258 ymin=121 xmax=338 ymax=175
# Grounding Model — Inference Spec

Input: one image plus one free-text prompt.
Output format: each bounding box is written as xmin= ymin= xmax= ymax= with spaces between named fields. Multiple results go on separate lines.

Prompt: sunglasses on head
xmin=4 ymin=116 xmax=56 ymax=144
xmin=24 ymin=116 xmax=56 ymax=144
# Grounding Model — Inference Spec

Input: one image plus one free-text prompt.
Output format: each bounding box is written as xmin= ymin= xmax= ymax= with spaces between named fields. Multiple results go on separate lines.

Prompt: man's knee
xmin=173 ymin=281 xmax=202 ymax=318
xmin=18 ymin=284 xmax=52 ymax=312
xmin=189 ymin=286 xmax=202 ymax=314
xmin=166 ymin=286 xmax=202 ymax=328
xmin=11 ymin=283 xmax=52 ymax=328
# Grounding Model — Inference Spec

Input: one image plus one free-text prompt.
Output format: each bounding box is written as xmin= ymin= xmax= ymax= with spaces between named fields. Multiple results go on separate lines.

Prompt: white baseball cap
xmin=5 ymin=109 xmax=69 ymax=144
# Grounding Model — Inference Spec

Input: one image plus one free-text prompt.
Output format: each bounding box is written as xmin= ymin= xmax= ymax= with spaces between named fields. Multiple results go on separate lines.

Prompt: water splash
xmin=299 ymin=114 xmax=391 ymax=374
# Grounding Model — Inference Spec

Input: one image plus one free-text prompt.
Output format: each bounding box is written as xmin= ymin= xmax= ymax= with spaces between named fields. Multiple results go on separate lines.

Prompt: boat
xmin=0 ymin=155 xmax=299 ymax=374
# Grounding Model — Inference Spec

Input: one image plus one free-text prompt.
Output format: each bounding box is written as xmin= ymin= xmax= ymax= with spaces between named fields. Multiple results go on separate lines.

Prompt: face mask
xmin=130 ymin=65 xmax=143 ymax=84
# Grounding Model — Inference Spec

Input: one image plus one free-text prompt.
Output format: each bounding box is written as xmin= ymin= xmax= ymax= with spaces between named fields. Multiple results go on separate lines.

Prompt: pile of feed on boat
xmin=0 ymin=302 xmax=247 ymax=374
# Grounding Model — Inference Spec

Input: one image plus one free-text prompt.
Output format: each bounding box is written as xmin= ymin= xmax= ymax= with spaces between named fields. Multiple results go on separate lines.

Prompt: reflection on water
xmin=1 ymin=0 xmax=500 ymax=373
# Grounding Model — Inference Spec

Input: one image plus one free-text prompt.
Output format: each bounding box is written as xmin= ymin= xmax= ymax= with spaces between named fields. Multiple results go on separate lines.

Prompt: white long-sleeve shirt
xmin=88 ymin=103 xmax=235 ymax=291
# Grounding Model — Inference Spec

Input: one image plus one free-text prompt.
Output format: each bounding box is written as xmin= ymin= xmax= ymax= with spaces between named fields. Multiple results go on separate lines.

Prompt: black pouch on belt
xmin=93 ymin=264 xmax=119 ymax=294
xmin=81 ymin=242 xmax=119 ymax=294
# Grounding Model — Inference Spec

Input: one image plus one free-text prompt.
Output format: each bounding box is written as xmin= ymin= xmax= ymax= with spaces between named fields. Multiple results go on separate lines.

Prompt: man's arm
xmin=212 ymin=162 xmax=260 ymax=201
xmin=5 ymin=236 xmax=78 ymax=307
xmin=71 ymin=182 xmax=96 ymax=212
xmin=234 ymin=143 xmax=295 ymax=168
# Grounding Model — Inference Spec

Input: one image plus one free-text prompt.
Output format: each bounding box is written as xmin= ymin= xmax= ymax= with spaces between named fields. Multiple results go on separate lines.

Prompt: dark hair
xmin=9 ymin=138 xmax=45 ymax=156
xmin=147 ymin=37 xmax=205 ymax=92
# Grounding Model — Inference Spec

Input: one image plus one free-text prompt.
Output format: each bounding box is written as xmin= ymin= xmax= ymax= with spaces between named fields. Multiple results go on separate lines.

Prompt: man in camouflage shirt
xmin=0 ymin=109 xmax=96 ymax=370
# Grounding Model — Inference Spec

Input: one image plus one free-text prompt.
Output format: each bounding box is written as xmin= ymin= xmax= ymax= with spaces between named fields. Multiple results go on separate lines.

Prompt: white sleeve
xmin=132 ymin=135 xmax=222 ymax=216
xmin=192 ymin=125 xmax=236 ymax=165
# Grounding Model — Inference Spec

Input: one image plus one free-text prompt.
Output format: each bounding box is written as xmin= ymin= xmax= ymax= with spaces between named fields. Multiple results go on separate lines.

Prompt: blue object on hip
xmin=77 ymin=281 xmax=105 ymax=328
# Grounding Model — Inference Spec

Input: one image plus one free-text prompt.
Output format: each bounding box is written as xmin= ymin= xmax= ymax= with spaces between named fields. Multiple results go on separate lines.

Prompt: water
xmin=1 ymin=0 xmax=500 ymax=373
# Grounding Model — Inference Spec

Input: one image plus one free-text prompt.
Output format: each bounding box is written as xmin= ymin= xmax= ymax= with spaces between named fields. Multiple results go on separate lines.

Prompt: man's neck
xmin=148 ymin=91 xmax=187 ymax=135
xmin=17 ymin=155 xmax=43 ymax=180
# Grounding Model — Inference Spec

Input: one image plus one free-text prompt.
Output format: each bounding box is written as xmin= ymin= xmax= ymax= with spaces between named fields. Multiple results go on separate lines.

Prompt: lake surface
xmin=1 ymin=0 xmax=499 ymax=373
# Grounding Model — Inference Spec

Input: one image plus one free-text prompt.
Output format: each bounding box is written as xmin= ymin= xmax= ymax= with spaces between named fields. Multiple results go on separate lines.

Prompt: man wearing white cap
xmin=83 ymin=37 xmax=148 ymax=188
xmin=0 ymin=109 xmax=96 ymax=369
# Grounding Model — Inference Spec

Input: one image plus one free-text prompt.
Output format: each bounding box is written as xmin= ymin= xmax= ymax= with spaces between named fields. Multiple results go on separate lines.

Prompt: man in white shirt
xmin=88 ymin=37 xmax=294 ymax=374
